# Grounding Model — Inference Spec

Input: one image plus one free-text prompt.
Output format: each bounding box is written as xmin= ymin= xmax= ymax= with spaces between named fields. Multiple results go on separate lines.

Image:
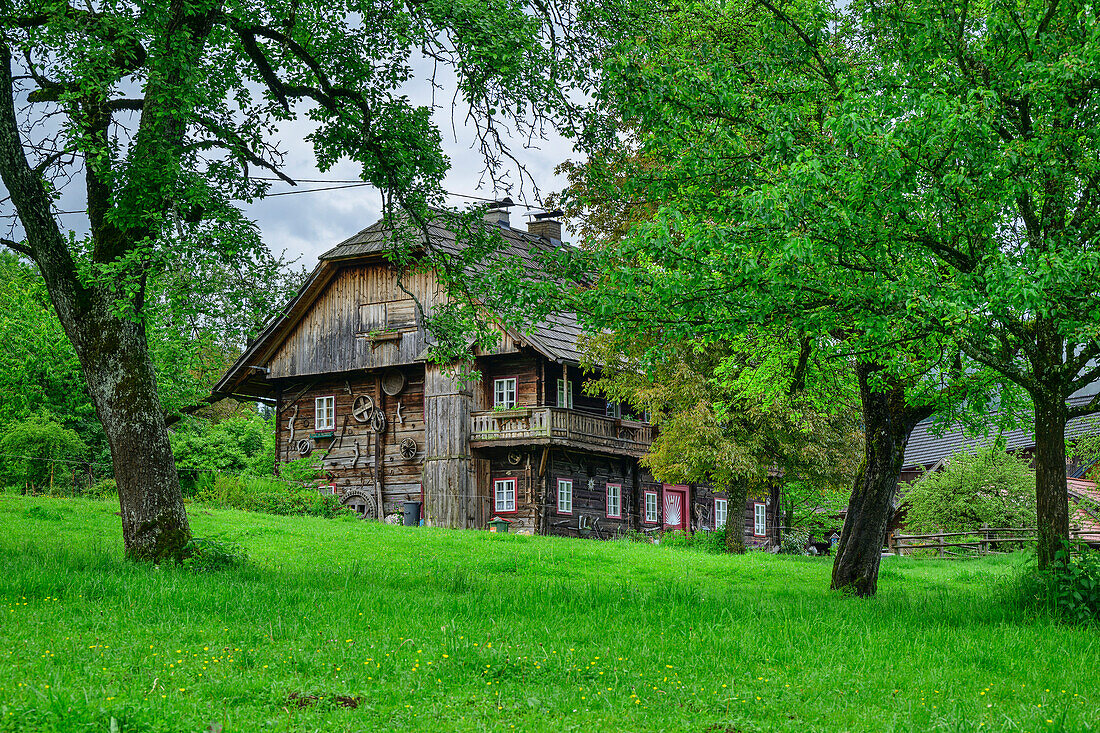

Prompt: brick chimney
xmin=484 ymin=197 xmax=513 ymax=227
xmin=528 ymin=210 xmax=563 ymax=241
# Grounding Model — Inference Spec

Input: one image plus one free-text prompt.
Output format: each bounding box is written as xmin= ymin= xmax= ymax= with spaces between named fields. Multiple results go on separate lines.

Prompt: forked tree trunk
xmin=831 ymin=361 xmax=930 ymax=597
xmin=0 ymin=47 xmax=190 ymax=562
xmin=1033 ymin=392 xmax=1070 ymax=569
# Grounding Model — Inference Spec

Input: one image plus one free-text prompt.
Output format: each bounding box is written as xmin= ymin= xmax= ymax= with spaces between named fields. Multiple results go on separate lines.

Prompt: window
xmin=644 ymin=491 xmax=658 ymax=524
xmin=494 ymin=478 xmax=516 ymax=513
xmin=606 ymin=483 xmax=622 ymax=518
xmin=494 ymin=378 xmax=517 ymax=409
xmin=715 ymin=498 xmax=728 ymax=529
xmin=605 ymin=401 xmax=621 ymax=419
xmin=315 ymin=396 xmax=335 ymax=430
xmin=557 ymin=378 xmax=573 ymax=409
xmin=557 ymin=479 xmax=573 ymax=514
xmin=754 ymin=502 xmax=766 ymax=536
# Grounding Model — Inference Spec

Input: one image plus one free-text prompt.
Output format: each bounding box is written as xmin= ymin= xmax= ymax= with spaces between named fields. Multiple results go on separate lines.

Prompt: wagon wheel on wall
xmin=352 ymin=395 xmax=374 ymax=423
xmin=399 ymin=437 xmax=418 ymax=460
xmin=296 ymin=439 xmax=313 ymax=457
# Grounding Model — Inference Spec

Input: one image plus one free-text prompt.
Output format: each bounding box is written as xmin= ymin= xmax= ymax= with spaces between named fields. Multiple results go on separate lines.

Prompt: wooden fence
xmin=890 ymin=526 xmax=1100 ymax=558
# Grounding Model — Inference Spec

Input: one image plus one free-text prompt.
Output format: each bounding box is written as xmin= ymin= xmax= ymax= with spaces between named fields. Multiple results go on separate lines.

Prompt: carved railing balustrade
xmin=470 ymin=407 xmax=653 ymax=457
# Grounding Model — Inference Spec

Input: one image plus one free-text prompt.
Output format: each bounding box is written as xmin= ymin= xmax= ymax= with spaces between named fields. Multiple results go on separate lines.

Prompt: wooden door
xmin=662 ymin=485 xmax=688 ymax=531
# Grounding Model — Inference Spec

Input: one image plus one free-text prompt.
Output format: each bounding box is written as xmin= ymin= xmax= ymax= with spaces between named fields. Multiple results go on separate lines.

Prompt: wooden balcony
xmin=469 ymin=407 xmax=654 ymax=458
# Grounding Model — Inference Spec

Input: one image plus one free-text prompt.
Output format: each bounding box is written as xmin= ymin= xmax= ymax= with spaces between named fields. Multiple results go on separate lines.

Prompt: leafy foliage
xmin=1018 ymin=544 xmax=1100 ymax=625
xmin=180 ymin=537 xmax=251 ymax=573
xmin=170 ymin=414 xmax=276 ymax=491
xmin=902 ymin=447 xmax=1036 ymax=534
xmin=192 ymin=473 xmax=350 ymax=518
xmin=0 ymin=252 xmax=104 ymax=456
xmin=0 ymin=414 xmax=88 ymax=494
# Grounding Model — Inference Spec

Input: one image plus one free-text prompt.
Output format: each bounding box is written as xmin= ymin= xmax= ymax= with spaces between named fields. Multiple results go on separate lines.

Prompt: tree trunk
xmin=831 ymin=361 xmax=930 ymax=597
xmin=72 ymin=300 xmax=191 ymax=561
xmin=1033 ymin=392 xmax=1070 ymax=569
xmin=0 ymin=46 xmax=190 ymax=562
xmin=725 ymin=480 xmax=749 ymax=554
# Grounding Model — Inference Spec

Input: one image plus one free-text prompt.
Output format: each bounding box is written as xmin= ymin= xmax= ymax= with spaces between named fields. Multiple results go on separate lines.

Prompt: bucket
xmin=402 ymin=501 xmax=422 ymax=527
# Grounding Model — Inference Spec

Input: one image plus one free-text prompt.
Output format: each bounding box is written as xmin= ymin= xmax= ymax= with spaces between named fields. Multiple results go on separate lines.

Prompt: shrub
xmin=1046 ymin=547 xmax=1100 ymax=624
xmin=661 ymin=528 xmax=727 ymax=554
xmin=85 ymin=478 xmax=118 ymax=499
xmin=780 ymin=527 xmax=811 ymax=555
xmin=180 ymin=537 xmax=250 ymax=572
xmin=1013 ymin=545 xmax=1100 ymax=624
xmin=170 ymin=414 xmax=275 ymax=494
xmin=901 ymin=446 xmax=1035 ymax=534
xmin=0 ymin=414 xmax=88 ymax=494
xmin=192 ymin=472 xmax=352 ymax=519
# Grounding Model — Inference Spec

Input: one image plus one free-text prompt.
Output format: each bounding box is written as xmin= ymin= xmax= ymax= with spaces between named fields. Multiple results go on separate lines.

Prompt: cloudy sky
xmin=237 ymin=109 xmax=576 ymax=266
xmin=1 ymin=61 xmax=579 ymax=269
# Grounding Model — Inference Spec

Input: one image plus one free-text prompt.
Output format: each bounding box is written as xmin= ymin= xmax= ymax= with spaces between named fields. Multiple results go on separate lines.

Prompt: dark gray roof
xmin=321 ymin=212 xmax=585 ymax=364
xmin=903 ymin=387 xmax=1100 ymax=470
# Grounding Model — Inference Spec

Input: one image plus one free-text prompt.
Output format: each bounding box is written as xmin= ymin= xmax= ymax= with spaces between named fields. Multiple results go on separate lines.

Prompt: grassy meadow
xmin=0 ymin=494 xmax=1096 ymax=732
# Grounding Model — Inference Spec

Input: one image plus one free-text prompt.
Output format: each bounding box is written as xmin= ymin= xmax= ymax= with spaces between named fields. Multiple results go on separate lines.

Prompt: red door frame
xmin=662 ymin=484 xmax=689 ymax=532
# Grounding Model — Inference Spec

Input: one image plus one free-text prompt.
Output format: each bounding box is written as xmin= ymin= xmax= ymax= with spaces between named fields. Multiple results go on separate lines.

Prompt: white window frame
xmin=557 ymin=479 xmax=573 ymax=514
xmin=314 ymin=395 xmax=336 ymax=430
xmin=606 ymin=483 xmax=622 ymax=519
xmin=715 ymin=498 xmax=728 ymax=529
xmin=494 ymin=378 xmax=517 ymax=409
xmin=605 ymin=401 xmax=621 ymax=419
xmin=556 ymin=378 xmax=574 ymax=409
xmin=494 ymin=478 xmax=516 ymax=513
xmin=754 ymin=502 xmax=767 ymax=537
xmin=644 ymin=490 xmax=659 ymax=524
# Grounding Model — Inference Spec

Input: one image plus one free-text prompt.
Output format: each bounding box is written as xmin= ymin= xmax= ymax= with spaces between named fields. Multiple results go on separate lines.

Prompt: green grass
xmin=0 ymin=494 xmax=1095 ymax=732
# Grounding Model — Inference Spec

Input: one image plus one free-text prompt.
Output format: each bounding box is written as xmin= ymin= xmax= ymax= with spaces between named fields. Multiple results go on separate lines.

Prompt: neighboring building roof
xmin=1068 ymin=478 xmax=1100 ymax=539
xmin=214 ymin=210 xmax=584 ymax=399
xmin=902 ymin=386 xmax=1100 ymax=471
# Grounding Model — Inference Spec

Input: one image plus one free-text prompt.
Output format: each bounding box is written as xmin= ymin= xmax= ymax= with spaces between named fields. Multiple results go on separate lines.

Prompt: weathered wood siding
xmin=275 ymin=365 xmax=426 ymax=517
xmin=539 ymin=450 xmax=638 ymax=539
xmin=690 ymin=482 xmax=781 ymax=548
xmin=484 ymin=448 xmax=542 ymax=534
xmin=423 ymin=364 xmax=489 ymax=529
xmin=479 ymin=354 xmax=540 ymax=408
xmin=268 ymin=264 xmax=439 ymax=378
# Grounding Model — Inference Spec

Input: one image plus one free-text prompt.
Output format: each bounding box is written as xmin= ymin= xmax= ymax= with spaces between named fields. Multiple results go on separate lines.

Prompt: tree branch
xmin=0 ymin=236 xmax=32 ymax=256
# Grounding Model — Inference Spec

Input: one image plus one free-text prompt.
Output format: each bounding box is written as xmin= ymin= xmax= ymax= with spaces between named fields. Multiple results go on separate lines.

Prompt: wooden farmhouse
xmin=214 ymin=205 xmax=780 ymax=544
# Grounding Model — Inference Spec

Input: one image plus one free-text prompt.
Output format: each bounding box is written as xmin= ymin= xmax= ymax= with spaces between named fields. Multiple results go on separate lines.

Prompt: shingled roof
xmin=213 ymin=210 xmax=585 ymax=399
xmin=902 ymin=385 xmax=1100 ymax=471
xmin=316 ymin=212 xmax=584 ymax=363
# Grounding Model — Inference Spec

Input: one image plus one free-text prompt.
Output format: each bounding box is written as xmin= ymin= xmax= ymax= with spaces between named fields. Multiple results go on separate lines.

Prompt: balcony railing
xmin=470 ymin=407 xmax=653 ymax=457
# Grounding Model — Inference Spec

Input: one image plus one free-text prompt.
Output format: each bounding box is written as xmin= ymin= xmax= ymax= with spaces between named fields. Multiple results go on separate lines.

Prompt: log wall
xmin=275 ymin=365 xmax=427 ymax=518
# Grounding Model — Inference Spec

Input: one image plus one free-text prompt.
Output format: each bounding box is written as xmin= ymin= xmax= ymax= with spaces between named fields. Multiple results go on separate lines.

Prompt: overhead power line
xmin=1 ymin=179 xmax=548 ymax=220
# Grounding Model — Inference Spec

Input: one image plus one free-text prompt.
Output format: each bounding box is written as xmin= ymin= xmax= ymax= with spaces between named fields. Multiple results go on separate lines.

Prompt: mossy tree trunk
xmin=831 ymin=361 xmax=931 ymax=597
xmin=724 ymin=480 xmax=749 ymax=554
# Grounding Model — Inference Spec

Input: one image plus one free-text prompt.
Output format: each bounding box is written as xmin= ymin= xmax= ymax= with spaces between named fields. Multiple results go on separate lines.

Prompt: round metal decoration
xmin=341 ymin=490 xmax=377 ymax=519
xmin=381 ymin=369 xmax=406 ymax=396
xmin=296 ymin=438 xmax=313 ymax=457
xmin=399 ymin=437 xmax=418 ymax=460
xmin=507 ymin=451 xmax=522 ymax=466
xmin=351 ymin=394 xmax=374 ymax=423
xmin=371 ymin=408 xmax=387 ymax=433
